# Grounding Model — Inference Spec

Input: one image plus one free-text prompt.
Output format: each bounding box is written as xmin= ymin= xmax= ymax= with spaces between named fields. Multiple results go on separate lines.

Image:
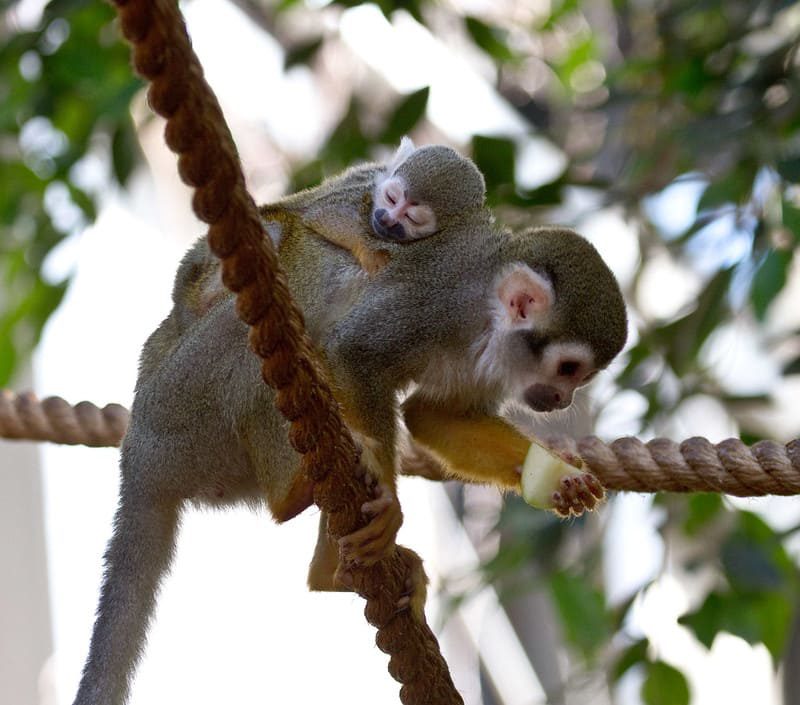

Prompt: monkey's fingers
xmin=339 ymin=487 xmax=403 ymax=566
xmin=551 ymin=472 xmax=605 ymax=517
xmin=361 ymin=482 xmax=394 ymax=516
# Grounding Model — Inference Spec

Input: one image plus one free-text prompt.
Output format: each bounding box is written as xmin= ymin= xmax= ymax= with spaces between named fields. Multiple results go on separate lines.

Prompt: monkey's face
xmin=516 ymin=339 xmax=598 ymax=412
xmin=490 ymin=263 xmax=601 ymax=414
xmin=371 ymin=175 xmax=437 ymax=242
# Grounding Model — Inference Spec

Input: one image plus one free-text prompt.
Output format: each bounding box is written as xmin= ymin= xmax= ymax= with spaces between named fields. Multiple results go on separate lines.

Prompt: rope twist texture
xmin=110 ymin=0 xmax=462 ymax=701
xmin=5 ymin=393 xmax=799 ymax=499
xmin=0 ymin=390 xmax=129 ymax=448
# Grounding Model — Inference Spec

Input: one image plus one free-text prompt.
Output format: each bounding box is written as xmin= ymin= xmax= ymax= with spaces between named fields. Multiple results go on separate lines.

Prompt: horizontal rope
xmin=3 ymin=389 xmax=798 ymax=498
xmin=0 ymin=390 xmax=129 ymax=448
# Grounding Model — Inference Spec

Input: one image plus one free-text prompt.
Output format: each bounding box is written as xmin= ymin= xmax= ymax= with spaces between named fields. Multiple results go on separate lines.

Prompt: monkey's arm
xmin=399 ymin=441 xmax=451 ymax=481
xmin=402 ymin=393 xmax=528 ymax=490
xmin=273 ymin=165 xmax=391 ymax=276
xmin=303 ymin=207 xmax=390 ymax=276
xmin=403 ymin=394 xmax=605 ymax=515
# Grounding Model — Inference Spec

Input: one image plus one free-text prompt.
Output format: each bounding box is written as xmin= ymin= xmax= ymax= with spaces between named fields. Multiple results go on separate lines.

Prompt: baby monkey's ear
xmin=387 ymin=136 xmax=416 ymax=174
xmin=495 ymin=264 xmax=554 ymax=327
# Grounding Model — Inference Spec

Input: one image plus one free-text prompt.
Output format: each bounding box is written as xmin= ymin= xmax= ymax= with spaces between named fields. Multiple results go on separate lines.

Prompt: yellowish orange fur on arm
xmin=403 ymin=395 xmax=529 ymax=491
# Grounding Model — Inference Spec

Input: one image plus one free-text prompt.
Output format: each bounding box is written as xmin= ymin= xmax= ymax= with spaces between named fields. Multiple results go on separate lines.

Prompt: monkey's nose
xmin=374 ymin=208 xmax=396 ymax=226
xmin=524 ymin=384 xmax=568 ymax=412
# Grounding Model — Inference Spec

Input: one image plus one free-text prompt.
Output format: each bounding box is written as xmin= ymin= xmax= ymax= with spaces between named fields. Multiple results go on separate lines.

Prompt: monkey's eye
xmin=558 ymin=361 xmax=580 ymax=377
xmin=386 ymin=192 xmax=397 ymax=206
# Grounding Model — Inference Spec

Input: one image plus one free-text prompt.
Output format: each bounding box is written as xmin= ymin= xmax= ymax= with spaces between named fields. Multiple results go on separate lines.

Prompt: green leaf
xmin=782 ymin=199 xmax=800 ymax=243
xmin=464 ymin=16 xmax=516 ymax=63
xmin=284 ymin=36 xmax=324 ymax=71
xmin=697 ymin=169 xmax=753 ymax=212
xmin=43 ymin=0 xmax=93 ymax=19
xmin=777 ymin=157 xmax=800 ymax=183
xmin=66 ymin=183 xmax=96 ymax=221
xmin=111 ymin=120 xmax=139 ymax=186
xmin=515 ymin=176 xmax=567 ymax=207
xmin=540 ymin=0 xmax=580 ymax=29
xmin=612 ymin=639 xmax=648 ymax=682
xmin=751 ymin=248 xmax=792 ymax=321
xmin=379 ymin=87 xmax=429 ymax=145
xmin=549 ymin=571 xmax=611 ymax=661
xmin=552 ymin=34 xmax=596 ymax=91
xmin=321 ymin=97 xmax=370 ymax=168
xmin=471 ymin=135 xmax=515 ymax=199
xmin=641 ymin=661 xmax=690 ymax=705
xmin=0 ymin=336 xmax=18 ymax=388
xmin=683 ymin=493 xmax=723 ymax=536
xmin=721 ymin=532 xmax=784 ymax=593
xmin=680 ymin=591 xmax=793 ymax=660
xmin=728 ymin=512 xmax=797 ymax=588
xmin=785 ymin=356 xmax=800 ymax=375
xmin=659 ymin=266 xmax=734 ymax=375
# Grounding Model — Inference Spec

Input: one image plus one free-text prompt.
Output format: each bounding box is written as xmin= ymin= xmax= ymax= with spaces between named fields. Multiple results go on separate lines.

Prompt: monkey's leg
xmin=403 ymin=393 xmax=528 ymax=490
xmin=309 ymin=513 xmax=429 ymax=619
xmin=307 ymin=512 xmax=350 ymax=591
xmin=73 ymin=486 xmax=180 ymax=705
xmin=318 ymin=324 xmax=412 ymax=566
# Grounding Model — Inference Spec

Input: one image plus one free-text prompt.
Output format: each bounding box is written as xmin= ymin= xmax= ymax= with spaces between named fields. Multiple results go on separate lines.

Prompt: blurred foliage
xmin=0 ymin=0 xmax=140 ymax=384
xmin=3 ymin=0 xmax=800 ymax=701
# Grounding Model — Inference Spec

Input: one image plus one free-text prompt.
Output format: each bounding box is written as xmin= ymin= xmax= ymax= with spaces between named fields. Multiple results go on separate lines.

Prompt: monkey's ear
xmin=388 ymin=136 xmax=416 ymax=173
xmin=495 ymin=264 xmax=553 ymax=327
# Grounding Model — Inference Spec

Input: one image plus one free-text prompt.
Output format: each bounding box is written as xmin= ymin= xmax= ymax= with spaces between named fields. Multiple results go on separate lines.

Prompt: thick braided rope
xmin=109 ymin=0 xmax=462 ymax=702
xmin=0 ymin=390 xmax=129 ymax=447
xmin=4 ymin=390 xmax=799 ymax=496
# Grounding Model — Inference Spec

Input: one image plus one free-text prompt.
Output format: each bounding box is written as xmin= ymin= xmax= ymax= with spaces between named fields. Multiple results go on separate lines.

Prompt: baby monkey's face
xmin=371 ymin=174 xmax=437 ymax=242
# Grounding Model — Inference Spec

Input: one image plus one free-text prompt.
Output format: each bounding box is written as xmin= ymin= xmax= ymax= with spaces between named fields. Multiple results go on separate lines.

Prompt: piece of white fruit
xmin=520 ymin=441 xmax=580 ymax=509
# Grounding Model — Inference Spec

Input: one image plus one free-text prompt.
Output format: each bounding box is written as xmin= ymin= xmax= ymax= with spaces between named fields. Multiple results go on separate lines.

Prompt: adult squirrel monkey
xmin=72 ymin=145 xmax=626 ymax=704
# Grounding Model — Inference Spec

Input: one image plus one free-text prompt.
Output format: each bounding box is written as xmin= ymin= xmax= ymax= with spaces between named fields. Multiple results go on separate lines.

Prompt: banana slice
xmin=520 ymin=441 xmax=579 ymax=509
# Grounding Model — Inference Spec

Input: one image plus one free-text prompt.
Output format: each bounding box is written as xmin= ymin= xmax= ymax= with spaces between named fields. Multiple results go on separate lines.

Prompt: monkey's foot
xmin=338 ymin=478 xmax=403 ymax=566
xmin=394 ymin=546 xmax=428 ymax=619
xmin=551 ymin=472 xmax=605 ymax=517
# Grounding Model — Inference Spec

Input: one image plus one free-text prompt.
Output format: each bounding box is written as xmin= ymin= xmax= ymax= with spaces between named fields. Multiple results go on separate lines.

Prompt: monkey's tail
xmin=72 ymin=485 xmax=180 ymax=705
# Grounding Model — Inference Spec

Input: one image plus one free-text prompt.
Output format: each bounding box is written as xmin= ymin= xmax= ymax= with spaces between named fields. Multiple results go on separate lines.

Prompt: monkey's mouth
xmin=371 ymin=214 xmax=409 ymax=242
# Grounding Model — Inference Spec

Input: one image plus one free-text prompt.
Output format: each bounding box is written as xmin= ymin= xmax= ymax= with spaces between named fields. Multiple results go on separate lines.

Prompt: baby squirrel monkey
xmin=176 ymin=138 xmax=487 ymax=328
xmin=72 ymin=144 xmax=626 ymax=705
xmin=272 ymin=136 xmax=486 ymax=275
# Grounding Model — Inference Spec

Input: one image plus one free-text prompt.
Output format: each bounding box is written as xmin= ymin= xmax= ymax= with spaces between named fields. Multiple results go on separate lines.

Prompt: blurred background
xmin=1 ymin=0 xmax=800 ymax=703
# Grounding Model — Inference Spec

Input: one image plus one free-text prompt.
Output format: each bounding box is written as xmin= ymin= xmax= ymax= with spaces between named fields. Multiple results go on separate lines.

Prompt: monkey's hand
xmin=551 ymin=473 xmax=605 ymax=517
xmin=358 ymin=247 xmax=391 ymax=276
xmin=519 ymin=437 xmax=605 ymax=517
xmin=338 ymin=472 xmax=403 ymax=566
